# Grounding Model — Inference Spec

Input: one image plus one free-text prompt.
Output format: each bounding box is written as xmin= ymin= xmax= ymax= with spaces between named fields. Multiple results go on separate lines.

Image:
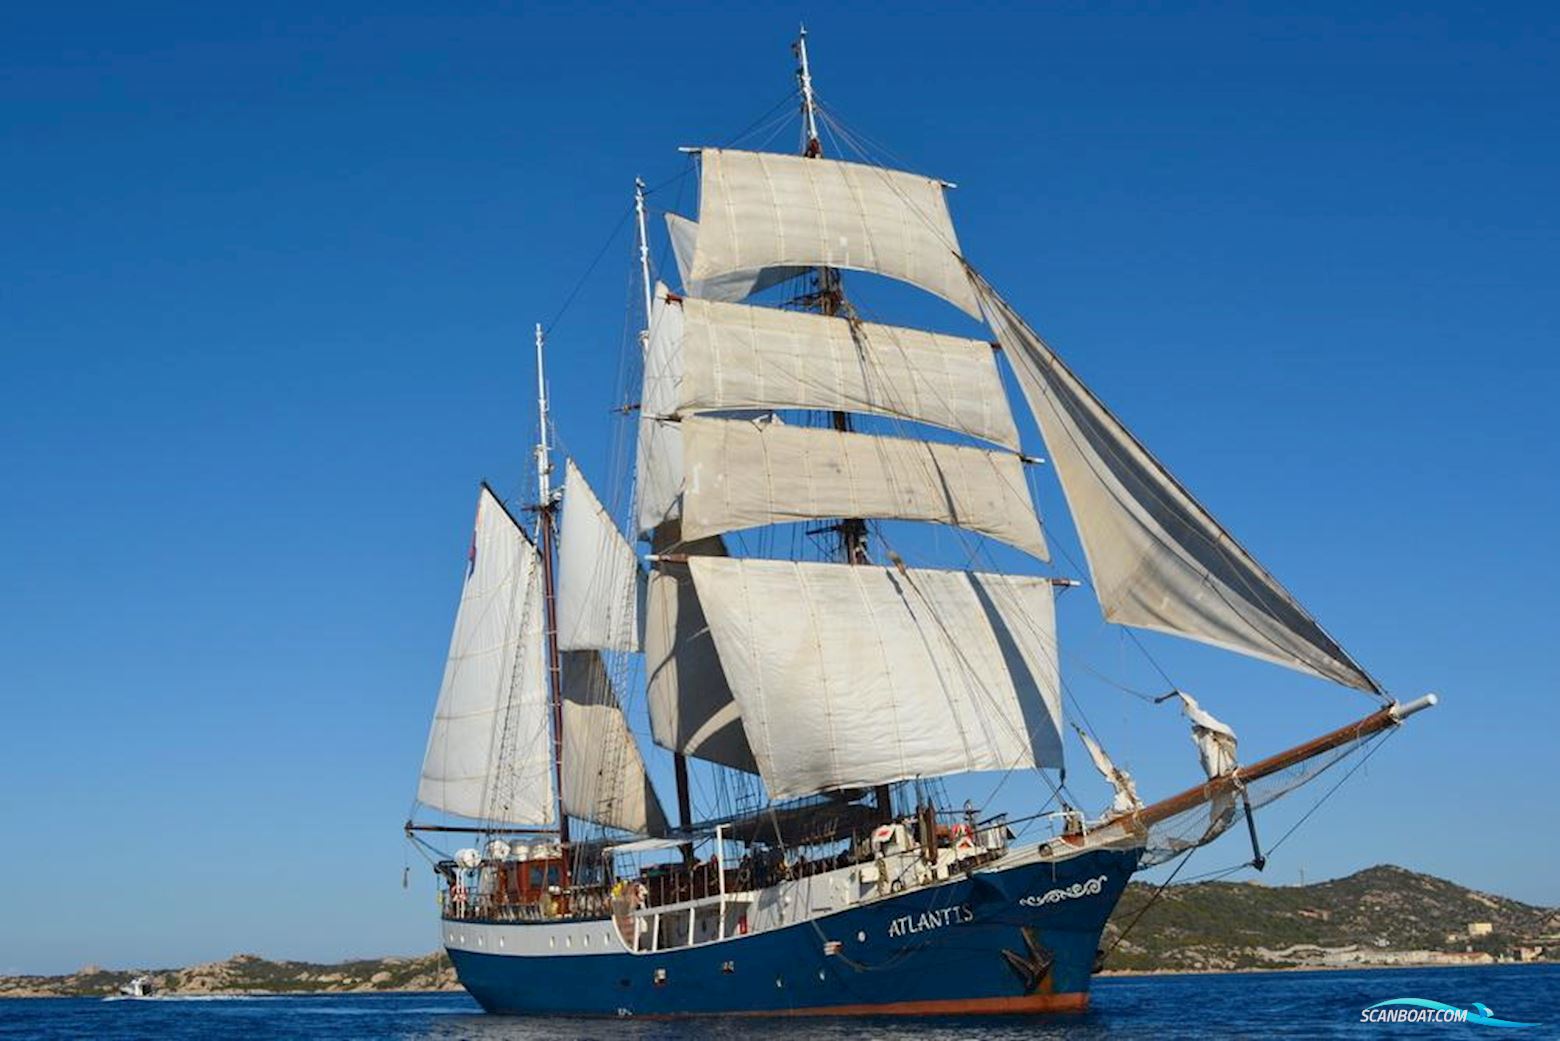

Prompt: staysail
xmin=557 ymin=460 xmax=642 ymax=653
xmin=418 ymin=485 xmax=555 ymax=825
xmin=559 ymin=650 xmax=670 ymax=836
xmin=674 ymin=296 xmax=1020 ymax=449
xmin=688 ymin=556 xmax=1063 ymax=801
xmin=679 ymin=415 xmax=1048 ymax=560
xmin=973 ymin=274 xmax=1383 ymax=695
xmin=685 ymin=149 xmax=981 ymax=318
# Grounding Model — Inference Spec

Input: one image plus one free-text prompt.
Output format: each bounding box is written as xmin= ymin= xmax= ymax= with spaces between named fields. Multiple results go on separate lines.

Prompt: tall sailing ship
xmin=405 ymin=30 xmax=1435 ymax=1017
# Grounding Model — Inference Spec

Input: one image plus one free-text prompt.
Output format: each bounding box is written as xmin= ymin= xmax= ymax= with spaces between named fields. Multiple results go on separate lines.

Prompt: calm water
xmin=3 ymin=964 xmax=1556 ymax=1040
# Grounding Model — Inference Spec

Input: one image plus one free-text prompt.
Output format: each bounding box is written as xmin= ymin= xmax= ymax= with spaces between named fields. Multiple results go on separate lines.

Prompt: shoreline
xmin=1099 ymin=960 xmax=1556 ymax=979
xmin=5 ymin=961 xmax=1554 ymax=1000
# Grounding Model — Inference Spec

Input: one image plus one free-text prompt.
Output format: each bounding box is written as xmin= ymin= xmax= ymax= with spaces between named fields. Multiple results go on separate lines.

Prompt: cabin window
xmin=546 ymin=865 xmax=561 ymax=887
xmin=529 ymin=866 xmax=544 ymax=888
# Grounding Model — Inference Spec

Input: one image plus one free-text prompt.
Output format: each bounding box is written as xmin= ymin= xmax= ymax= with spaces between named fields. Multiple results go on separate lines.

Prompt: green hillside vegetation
xmin=1102 ymin=864 xmax=1556 ymax=971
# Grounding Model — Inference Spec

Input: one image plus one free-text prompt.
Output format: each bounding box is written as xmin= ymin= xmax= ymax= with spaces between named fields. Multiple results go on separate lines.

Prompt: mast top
xmin=533 ymin=322 xmax=552 ymax=509
xmin=793 ymin=26 xmax=821 ymax=158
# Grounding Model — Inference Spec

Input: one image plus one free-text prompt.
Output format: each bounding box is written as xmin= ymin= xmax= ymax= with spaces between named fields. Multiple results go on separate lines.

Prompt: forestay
xmin=643 ymin=534 xmax=760 ymax=774
xmin=559 ymin=651 xmax=670 ymax=837
xmin=679 ymin=415 xmax=1049 ymax=560
xmin=665 ymin=213 xmax=808 ymax=303
xmin=687 ymin=557 xmax=1064 ymax=801
xmin=418 ymin=485 xmax=555 ymax=825
xmin=974 ymin=275 xmax=1383 ymax=695
xmin=676 ymin=296 xmax=1020 ymax=450
xmin=557 ymin=460 xmax=642 ymax=653
xmin=686 ymin=149 xmax=981 ymax=318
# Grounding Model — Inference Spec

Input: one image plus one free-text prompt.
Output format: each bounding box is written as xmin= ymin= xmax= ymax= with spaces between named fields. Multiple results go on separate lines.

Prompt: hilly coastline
xmin=4 ymin=865 xmax=1552 ymax=998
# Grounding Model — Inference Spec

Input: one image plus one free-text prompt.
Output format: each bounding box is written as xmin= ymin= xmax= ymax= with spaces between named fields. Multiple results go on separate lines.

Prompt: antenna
xmin=633 ymin=177 xmax=654 ymax=347
xmin=533 ymin=322 xmax=552 ymax=508
xmin=793 ymin=24 xmax=821 ymax=157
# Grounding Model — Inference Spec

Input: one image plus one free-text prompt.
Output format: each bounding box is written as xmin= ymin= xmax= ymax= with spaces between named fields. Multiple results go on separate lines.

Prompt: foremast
xmin=794 ymin=26 xmax=889 ymax=818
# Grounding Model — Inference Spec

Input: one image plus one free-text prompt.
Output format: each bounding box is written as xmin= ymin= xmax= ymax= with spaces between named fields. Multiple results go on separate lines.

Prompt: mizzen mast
xmin=533 ymin=322 xmax=571 ymax=867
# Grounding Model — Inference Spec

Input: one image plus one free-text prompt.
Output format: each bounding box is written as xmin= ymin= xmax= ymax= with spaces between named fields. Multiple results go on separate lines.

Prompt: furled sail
xmin=665 ymin=213 xmax=808 ymax=303
xmin=636 ymin=284 xmax=685 ymax=534
xmin=1170 ymin=691 xmax=1238 ymax=779
xmin=559 ymin=650 xmax=670 ymax=836
xmin=973 ymin=274 xmax=1383 ymax=695
xmin=644 ymin=533 xmax=760 ymax=774
xmin=687 ymin=557 xmax=1064 ymax=801
xmin=1074 ymin=724 xmax=1142 ymax=815
xmin=686 ymin=149 xmax=981 ymax=318
xmin=418 ymin=485 xmax=554 ymax=825
xmin=675 ymin=296 xmax=1020 ymax=450
xmin=557 ymin=460 xmax=642 ymax=652
xmin=679 ymin=415 xmax=1049 ymax=560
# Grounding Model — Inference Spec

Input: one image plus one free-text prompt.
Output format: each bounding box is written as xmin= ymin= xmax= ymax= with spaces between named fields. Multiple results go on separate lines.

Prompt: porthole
xmin=565 ymin=936 xmax=572 ymax=948
xmin=775 ymin=976 xmax=784 ymax=989
xmin=584 ymin=934 xmax=590 ymax=947
xmin=498 ymin=937 xmax=505 ymax=948
xmin=549 ymin=936 xmax=556 ymax=949
xmin=856 ymin=931 xmax=866 ymax=942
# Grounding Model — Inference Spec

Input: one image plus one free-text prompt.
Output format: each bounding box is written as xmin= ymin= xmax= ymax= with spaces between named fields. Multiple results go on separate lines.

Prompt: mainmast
xmin=633 ymin=177 xmax=655 ymax=351
xmin=636 ymin=177 xmax=697 ymax=864
xmin=533 ymin=322 xmax=571 ymax=868
xmin=794 ymin=28 xmax=888 ymax=817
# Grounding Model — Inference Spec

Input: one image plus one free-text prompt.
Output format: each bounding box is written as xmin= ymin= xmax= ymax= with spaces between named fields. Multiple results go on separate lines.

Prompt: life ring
xmin=890 ymin=879 xmax=906 ymax=893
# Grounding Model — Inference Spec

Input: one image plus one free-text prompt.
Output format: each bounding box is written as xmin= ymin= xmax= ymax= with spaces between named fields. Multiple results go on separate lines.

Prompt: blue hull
xmin=448 ymin=847 xmax=1140 ymax=1017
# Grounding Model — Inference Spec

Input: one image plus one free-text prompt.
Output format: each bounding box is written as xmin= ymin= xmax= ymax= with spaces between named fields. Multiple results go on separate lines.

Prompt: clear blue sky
xmin=3 ymin=2 xmax=1556 ymax=975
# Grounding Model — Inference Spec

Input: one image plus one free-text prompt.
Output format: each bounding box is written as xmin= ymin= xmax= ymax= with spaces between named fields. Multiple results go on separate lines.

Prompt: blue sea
xmin=3 ymin=964 xmax=1555 ymax=1039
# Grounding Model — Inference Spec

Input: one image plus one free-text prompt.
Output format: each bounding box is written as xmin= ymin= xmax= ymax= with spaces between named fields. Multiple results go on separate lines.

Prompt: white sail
xmin=644 ymin=538 xmax=760 ymax=774
xmin=688 ymin=557 xmax=1063 ymax=801
xmin=560 ymin=650 xmax=670 ymax=836
xmin=679 ymin=415 xmax=1048 ymax=560
xmin=636 ymin=284 xmax=686 ymax=534
xmin=675 ymin=295 xmax=1020 ymax=450
xmin=666 ymin=213 xmax=808 ymax=302
xmin=1074 ymin=725 xmax=1142 ymax=815
xmin=557 ymin=460 xmax=642 ymax=653
xmin=1170 ymin=691 xmax=1239 ymax=779
xmin=418 ymin=486 xmax=554 ymax=825
xmin=975 ymin=275 xmax=1382 ymax=695
xmin=687 ymin=149 xmax=981 ymax=318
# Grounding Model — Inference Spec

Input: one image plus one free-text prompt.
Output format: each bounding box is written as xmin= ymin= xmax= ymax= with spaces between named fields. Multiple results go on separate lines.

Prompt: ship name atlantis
xmin=888 ymin=905 xmax=974 ymax=938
